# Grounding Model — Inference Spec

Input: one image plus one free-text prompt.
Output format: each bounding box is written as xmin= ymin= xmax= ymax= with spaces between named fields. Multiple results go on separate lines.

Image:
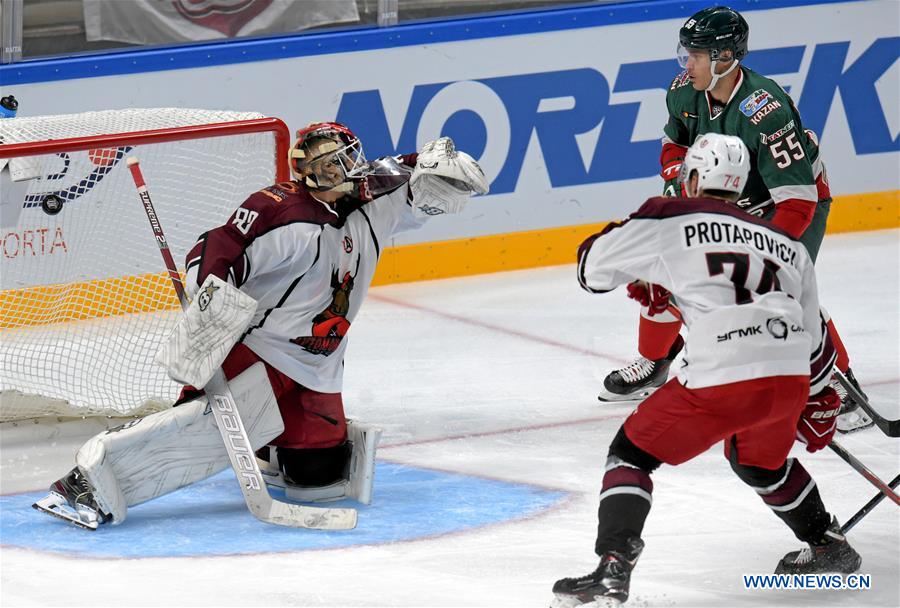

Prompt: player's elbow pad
xmin=771 ymin=199 xmax=816 ymax=239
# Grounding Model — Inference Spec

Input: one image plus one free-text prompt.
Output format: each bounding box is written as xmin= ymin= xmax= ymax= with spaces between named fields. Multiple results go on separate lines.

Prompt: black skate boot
xmin=833 ymin=368 xmax=873 ymax=433
xmin=32 ymin=467 xmax=110 ymax=530
xmin=598 ymin=336 xmax=683 ymax=403
xmin=775 ymin=517 xmax=861 ymax=574
xmin=551 ymin=537 xmax=644 ymax=607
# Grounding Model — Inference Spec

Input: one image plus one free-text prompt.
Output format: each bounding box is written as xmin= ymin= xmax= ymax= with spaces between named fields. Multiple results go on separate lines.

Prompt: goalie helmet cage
xmin=0 ymin=108 xmax=290 ymax=422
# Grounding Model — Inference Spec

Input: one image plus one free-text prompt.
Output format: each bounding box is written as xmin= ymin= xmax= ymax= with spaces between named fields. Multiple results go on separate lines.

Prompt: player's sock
xmin=594 ymin=459 xmax=654 ymax=555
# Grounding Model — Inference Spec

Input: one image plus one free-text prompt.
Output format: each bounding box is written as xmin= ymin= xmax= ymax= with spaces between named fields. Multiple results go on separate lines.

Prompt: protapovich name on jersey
xmin=681 ymin=219 xmax=799 ymax=266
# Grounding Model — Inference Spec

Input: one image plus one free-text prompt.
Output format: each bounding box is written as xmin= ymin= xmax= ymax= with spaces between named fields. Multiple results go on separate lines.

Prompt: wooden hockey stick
xmin=828 ymin=440 xmax=899 ymax=506
xmin=834 ymin=369 xmax=899 ymax=437
xmin=127 ymin=157 xmax=356 ymax=530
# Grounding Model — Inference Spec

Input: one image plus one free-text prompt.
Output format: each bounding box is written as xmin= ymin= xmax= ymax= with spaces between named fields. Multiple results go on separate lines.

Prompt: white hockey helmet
xmin=680 ymin=133 xmax=750 ymax=198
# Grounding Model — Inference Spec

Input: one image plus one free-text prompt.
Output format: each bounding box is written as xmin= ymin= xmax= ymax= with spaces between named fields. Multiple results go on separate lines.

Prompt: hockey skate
xmin=833 ymin=368 xmax=873 ymax=433
xmin=775 ymin=517 xmax=861 ymax=574
xmin=551 ymin=538 xmax=644 ymax=607
xmin=598 ymin=337 xmax=683 ymax=403
xmin=32 ymin=467 xmax=110 ymax=531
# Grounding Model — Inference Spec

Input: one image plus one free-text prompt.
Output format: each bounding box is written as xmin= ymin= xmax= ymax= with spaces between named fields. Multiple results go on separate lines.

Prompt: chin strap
xmin=706 ymin=59 xmax=739 ymax=91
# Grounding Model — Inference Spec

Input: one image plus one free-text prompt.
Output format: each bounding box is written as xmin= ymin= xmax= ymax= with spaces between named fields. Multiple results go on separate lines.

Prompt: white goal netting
xmin=0 ymin=108 xmax=289 ymax=422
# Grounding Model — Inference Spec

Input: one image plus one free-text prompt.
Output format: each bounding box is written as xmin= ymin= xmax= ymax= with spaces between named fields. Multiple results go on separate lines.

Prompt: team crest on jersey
xmin=197 ymin=282 xmax=220 ymax=311
xmin=739 ymin=89 xmax=772 ymax=117
xmin=670 ymin=71 xmax=691 ymax=90
xmin=291 ymin=264 xmax=358 ymax=356
xmin=343 ymin=235 xmax=353 ymax=253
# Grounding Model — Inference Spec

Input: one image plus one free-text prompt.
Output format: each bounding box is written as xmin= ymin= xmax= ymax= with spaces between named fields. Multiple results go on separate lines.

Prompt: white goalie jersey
xmin=578 ymin=196 xmax=835 ymax=393
xmin=183 ymin=167 xmax=423 ymax=394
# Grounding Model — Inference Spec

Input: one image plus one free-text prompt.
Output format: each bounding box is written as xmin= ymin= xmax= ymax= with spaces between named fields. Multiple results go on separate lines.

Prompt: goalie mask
xmin=680 ymin=133 xmax=749 ymax=199
xmin=677 ymin=6 xmax=749 ymax=91
xmin=289 ymin=122 xmax=368 ymax=195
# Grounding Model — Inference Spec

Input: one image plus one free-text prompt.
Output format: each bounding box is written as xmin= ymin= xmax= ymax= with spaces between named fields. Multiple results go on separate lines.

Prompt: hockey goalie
xmin=33 ymin=123 xmax=489 ymax=529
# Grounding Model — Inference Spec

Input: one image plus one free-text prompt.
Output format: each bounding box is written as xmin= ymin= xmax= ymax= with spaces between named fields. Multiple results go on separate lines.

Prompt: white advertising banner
xmin=83 ymin=0 xmax=359 ymax=45
xmin=4 ymin=1 xmax=899 ymax=251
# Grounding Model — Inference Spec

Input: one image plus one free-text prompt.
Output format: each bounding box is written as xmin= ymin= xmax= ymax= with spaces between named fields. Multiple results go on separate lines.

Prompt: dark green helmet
xmin=679 ymin=6 xmax=749 ymax=62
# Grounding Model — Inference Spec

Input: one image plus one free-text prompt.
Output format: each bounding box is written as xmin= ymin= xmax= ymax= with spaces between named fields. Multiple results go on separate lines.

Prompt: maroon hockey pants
xmin=177 ymin=343 xmax=347 ymax=450
xmin=623 ymin=375 xmax=808 ymax=469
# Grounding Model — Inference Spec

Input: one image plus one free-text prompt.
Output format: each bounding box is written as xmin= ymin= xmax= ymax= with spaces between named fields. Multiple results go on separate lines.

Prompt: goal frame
xmin=0 ymin=117 xmax=291 ymax=181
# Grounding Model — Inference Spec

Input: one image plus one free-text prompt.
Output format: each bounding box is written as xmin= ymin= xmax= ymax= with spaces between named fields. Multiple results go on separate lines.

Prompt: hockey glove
xmin=410 ymin=137 xmax=489 ymax=217
xmin=660 ymin=142 xmax=687 ymax=198
xmin=796 ymin=387 xmax=841 ymax=453
xmin=626 ymin=281 xmax=670 ymax=317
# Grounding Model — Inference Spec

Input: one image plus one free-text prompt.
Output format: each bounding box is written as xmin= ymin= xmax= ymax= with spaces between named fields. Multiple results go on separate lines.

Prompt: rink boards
xmin=1 ymin=0 xmax=898 ymax=296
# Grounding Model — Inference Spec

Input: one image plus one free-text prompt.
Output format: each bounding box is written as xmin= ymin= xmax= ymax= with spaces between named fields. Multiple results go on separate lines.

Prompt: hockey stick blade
xmin=129 ymin=156 xmax=356 ymax=530
xmin=835 ymin=370 xmax=899 ymax=437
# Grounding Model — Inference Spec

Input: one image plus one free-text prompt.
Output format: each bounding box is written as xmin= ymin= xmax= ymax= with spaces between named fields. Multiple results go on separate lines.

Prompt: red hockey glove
xmin=660 ymin=142 xmax=688 ymax=198
xmin=660 ymin=142 xmax=687 ymax=181
xmin=626 ymin=281 xmax=671 ymax=317
xmin=796 ymin=387 xmax=841 ymax=453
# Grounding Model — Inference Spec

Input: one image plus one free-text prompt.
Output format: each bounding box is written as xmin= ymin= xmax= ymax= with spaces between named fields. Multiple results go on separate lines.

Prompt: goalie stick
xmin=127 ymin=157 xmax=356 ymax=530
xmin=834 ymin=369 xmax=899 ymax=437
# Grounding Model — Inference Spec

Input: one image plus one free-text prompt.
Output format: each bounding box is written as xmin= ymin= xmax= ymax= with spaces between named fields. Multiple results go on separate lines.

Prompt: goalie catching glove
xmin=155 ymin=275 xmax=258 ymax=388
xmin=410 ymin=137 xmax=489 ymax=217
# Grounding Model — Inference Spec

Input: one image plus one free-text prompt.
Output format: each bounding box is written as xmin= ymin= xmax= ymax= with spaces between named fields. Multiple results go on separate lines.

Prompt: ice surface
xmin=1 ymin=229 xmax=897 ymax=607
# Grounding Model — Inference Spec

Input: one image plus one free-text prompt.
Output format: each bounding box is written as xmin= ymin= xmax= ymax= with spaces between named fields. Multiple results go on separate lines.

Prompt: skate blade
xmin=32 ymin=493 xmax=100 ymax=531
xmin=836 ymin=410 xmax=874 ymax=434
xmin=596 ymin=392 xmax=651 ymax=405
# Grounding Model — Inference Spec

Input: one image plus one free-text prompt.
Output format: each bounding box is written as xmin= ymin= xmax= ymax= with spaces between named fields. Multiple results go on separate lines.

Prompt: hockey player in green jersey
xmin=597 ymin=6 xmax=872 ymax=432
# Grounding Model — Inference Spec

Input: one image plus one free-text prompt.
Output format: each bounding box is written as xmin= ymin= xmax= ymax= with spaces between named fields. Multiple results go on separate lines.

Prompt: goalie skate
xmin=32 ymin=468 xmax=109 ymax=531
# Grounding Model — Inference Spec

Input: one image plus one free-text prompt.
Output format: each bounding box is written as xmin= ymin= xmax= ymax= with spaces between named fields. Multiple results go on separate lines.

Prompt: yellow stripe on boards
xmin=2 ymin=190 xmax=897 ymax=327
xmin=824 ymin=190 xmax=899 ymax=234
xmin=374 ymin=189 xmax=899 ymax=285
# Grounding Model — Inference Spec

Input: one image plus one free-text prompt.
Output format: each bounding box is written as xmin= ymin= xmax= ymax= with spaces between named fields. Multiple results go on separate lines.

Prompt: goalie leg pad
xmin=265 ymin=419 xmax=383 ymax=505
xmin=76 ymin=363 xmax=282 ymax=524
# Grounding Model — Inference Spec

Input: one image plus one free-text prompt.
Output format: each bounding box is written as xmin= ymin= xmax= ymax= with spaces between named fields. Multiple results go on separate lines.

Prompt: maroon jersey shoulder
xmin=240 ymin=181 xmax=338 ymax=236
xmin=630 ymin=196 xmax=792 ymax=237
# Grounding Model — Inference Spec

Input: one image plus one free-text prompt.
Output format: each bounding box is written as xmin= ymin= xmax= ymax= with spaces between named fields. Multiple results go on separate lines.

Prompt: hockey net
xmin=0 ymin=108 xmax=290 ymax=422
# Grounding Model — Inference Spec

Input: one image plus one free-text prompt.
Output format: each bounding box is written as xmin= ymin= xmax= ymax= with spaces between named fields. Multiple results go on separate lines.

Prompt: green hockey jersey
xmin=664 ymin=66 xmax=824 ymax=209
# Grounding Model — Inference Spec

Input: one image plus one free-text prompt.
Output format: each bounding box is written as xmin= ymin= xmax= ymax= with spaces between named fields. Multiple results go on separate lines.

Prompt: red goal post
xmin=0 ymin=109 xmax=291 ymax=422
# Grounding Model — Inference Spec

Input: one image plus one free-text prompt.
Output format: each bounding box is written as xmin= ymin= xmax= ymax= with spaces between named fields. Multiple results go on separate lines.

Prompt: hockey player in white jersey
xmin=34 ymin=122 xmax=488 ymax=529
xmin=551 ymin=134 xmax=860 ymax=607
